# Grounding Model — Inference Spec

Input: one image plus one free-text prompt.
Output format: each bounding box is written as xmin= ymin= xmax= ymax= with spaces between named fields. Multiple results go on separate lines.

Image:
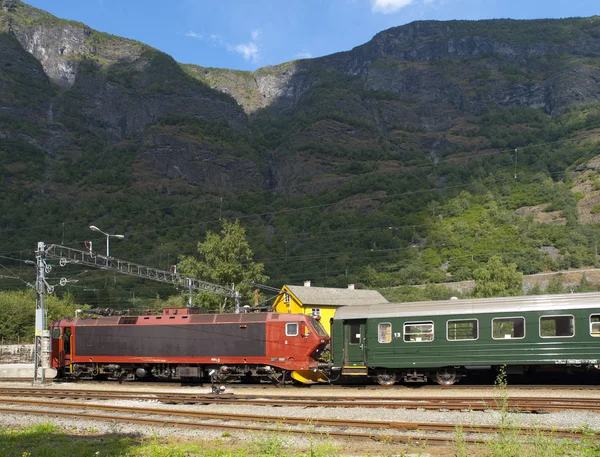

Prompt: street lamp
xmin=89 ymin=225 xmax=124 ymax=257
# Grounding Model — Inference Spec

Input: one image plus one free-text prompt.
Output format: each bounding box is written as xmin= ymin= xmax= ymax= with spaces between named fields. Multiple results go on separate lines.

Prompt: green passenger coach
xmin=330 ymin=292 xmax=600 ymax=386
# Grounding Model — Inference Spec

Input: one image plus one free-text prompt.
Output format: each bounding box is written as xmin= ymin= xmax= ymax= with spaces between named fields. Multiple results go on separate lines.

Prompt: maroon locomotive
xmin=50 ymin=308 xmax=329 ymax=384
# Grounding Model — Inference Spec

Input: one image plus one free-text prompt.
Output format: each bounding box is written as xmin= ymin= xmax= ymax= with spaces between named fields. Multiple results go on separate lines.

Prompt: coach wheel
xmin=435 ymin=369 xmax=457 ymax=386
xmin=376 ymin=372 xmax=397 ymax=386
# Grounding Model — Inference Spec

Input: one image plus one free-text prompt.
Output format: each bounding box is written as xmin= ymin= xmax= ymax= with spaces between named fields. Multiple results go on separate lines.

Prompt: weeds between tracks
xmin=454 ymin=366 xmax=600 ymax=457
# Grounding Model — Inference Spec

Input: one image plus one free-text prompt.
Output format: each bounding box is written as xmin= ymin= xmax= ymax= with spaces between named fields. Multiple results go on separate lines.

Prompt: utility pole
xmin=33 ymin=242 xmax=49 ymax=384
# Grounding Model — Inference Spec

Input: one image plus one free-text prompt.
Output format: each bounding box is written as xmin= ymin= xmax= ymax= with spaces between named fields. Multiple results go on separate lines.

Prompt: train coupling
xmin=317 ymin=361 xmax=333 ymax=370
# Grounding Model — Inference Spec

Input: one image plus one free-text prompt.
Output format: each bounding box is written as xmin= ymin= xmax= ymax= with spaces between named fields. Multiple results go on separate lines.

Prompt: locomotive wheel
xmin=376 ymin=372 xmax=397 ymax=386
xmin=435 ymin=369 xmax=457 ymax=386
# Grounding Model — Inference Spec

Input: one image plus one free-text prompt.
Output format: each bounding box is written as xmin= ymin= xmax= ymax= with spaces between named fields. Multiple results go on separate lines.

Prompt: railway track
xmin=0 ymin=387 xmax=599 ymax=412
xmin=2 ymin=377 xmax=600 ymax=391
xmin=0 ymin=397 xmax=595 ymax=445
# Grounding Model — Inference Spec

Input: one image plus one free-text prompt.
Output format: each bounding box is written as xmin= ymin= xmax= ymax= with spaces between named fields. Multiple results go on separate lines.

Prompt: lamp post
xmin=89 ymin=225 xmax=124 ymax=257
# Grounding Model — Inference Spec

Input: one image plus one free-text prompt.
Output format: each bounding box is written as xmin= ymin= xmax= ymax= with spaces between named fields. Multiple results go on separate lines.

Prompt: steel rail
xmin=4 ymin=386 xmax=600 ymax=403
xmin=3 ymin=378 xmax=600 ymax=392
xmin=0 ymin=388 xmax=599 ymax=412
xmin=0 ymin=404 xmax=481 ymax=445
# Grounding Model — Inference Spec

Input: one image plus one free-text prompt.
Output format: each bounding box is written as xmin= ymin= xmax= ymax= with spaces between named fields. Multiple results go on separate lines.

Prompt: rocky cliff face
xmin=0 ymin=1 xmax=256 ymax=191
xmin=195 ymin=18 xmax=600 ymax=118
xmin=2 ymin=1 xmax=600 ymax=195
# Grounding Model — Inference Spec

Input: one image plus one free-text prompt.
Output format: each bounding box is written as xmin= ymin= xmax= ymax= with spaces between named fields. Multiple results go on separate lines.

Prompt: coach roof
xmin=333 ymin=292 xmax=600 ymax=320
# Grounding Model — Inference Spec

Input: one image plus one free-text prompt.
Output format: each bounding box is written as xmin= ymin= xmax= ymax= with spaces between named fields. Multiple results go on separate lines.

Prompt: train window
xmin=378 ymin=323 xmax=392 ymax=343
xmin=286 ymin=322 xmax=299 ymax=336
xmin=447 ymin=319 xmax=478 ymax=341
xmin=349 ymin=323 xmax=361 ymax=344
xmin=590 ymin=315 xmax=600 ymax=337
xmin=540 ymin=315 xmax=574 ymax=338
xmin=492 ymin=317 xmax=525 ymax=340
xmin=403 ymin=321 xmax=434 ymax=343
xmin=51 ymin=327 xmax=61 ymax=339
xmin=309 ymin=317 xmax=328 ymax=337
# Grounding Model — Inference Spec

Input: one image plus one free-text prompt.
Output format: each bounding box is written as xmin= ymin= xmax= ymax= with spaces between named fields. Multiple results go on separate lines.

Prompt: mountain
xmin=2 ymin=0 xmax=600 ymax=306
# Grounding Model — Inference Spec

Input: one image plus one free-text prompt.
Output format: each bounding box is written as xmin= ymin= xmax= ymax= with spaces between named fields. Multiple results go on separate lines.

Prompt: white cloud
xmin=185 ymin=31 xmax=203 ymax=39
xmin=371 ymin=0 xmax=414 ymax=14
xmin=185 ymin=31 xmax=225 ymax=47
xmin=294 ymin=52 xmax=312 ymax=59
xmin=185 ymin=28 xmax=262 ymax=65
xmin=232 ymin=29 xmax=262 ymax=64
xmin=251 ymin=29 xmax=262 ymax=41
xmin=234 ymin=42 xmax=259 ymax=62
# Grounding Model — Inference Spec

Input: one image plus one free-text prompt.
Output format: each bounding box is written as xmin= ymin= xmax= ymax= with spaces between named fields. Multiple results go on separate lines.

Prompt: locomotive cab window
xmin=378 ymin=323 xmax=392 ymax=343
xmin=447 ymin=319 xmax=478 ymax=341
xmin=286 ymin=322 xmax=299 ymax=336
xmin=591 ymin=314 xmax=600 ymax=337
xmin=403 ymin=321 xmax=434 ymax=342
xmin=51 ymin=327 xmax=61 ymax=339
xmin=492 ymin=317 xmax=525 ymax=340
xmin=309 ymin=317 xmax=328 ymax=337
xmin=540 ymin=315 xmax=574 ymax=338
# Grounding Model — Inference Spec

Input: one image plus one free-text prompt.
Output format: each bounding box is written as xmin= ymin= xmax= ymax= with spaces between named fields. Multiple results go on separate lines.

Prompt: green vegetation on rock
xmin=2 ymin=4 xmax=600 ymax=308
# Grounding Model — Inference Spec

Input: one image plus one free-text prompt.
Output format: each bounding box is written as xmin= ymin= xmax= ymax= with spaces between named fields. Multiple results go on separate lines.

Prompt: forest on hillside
xmin=2 ymin=5 xmax=600 ymax=308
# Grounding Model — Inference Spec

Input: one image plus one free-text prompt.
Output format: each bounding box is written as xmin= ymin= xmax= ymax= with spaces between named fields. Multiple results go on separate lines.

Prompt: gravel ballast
xmin=1 ymin=382 xmax=599 ymax=455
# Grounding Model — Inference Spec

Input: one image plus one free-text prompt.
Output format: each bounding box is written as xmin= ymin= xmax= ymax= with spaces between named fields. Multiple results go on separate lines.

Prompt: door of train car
xmin=343 ymin=319 xmax=366 ymax=366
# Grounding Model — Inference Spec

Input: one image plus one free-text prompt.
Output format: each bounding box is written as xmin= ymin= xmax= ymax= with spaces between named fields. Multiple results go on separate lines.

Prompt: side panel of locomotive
xmin=74 ymin=322 xmax=266 ymax=358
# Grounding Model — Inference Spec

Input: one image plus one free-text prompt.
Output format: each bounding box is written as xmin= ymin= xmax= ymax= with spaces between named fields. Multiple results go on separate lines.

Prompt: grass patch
xmin=0 ymin=423 xmax=136 ymax=457
xmin=0 ymin=423 xmax=344 ymax=457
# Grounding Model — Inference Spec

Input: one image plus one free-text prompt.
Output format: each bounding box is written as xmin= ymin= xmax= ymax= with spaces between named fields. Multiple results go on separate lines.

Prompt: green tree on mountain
xmin=178 ymin=220 xmax=268 ymax=312
xmin=472 ymin=256 xmax=523 ymax=298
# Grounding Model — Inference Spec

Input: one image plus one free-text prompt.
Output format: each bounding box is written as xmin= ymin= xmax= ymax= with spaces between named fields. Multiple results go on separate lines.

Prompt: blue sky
xmin=25 ymin=0 xmax=599 ymax=71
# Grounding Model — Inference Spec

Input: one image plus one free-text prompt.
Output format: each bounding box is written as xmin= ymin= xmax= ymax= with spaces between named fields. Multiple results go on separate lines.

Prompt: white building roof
xmin=286 ymin=285 xmax=389 ymax=307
